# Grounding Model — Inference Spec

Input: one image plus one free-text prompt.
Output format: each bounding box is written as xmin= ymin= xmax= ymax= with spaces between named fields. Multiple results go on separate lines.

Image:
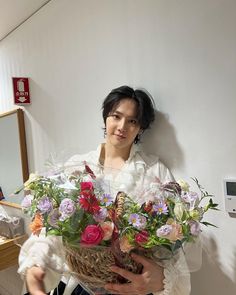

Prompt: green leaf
xmin=47 ymin=229 xmax=61 ymax=236
xmin=170 ymin=240 xmax=183 ymax=253
xmin=201 ymin=221 xmax=218 ymax=228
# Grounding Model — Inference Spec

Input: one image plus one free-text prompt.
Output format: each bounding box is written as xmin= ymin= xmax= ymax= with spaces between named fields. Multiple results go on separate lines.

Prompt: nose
xmin=118 ymin=118 xmax=127 ymax=133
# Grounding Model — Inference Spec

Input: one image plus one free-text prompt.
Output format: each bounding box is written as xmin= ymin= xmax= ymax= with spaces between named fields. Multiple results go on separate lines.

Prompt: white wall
xmin=0 ymin=0 xmax=236 ymax=294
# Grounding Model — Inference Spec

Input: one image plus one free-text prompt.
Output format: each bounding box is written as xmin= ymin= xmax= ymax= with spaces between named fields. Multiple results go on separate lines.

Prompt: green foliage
xmin=21 ymin=167 xmax=218 ymax=255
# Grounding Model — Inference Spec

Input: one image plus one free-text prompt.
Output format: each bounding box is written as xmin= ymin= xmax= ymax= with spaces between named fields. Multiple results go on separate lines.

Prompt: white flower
xmin=174 ymin=202 xmax=185 ymax=220
xmin=58 ymin=181 xmax=77 ymax=190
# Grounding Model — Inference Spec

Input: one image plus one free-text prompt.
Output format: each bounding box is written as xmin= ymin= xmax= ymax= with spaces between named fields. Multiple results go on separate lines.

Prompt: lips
xmin=115 ymin=134 xmax=126 ymax=139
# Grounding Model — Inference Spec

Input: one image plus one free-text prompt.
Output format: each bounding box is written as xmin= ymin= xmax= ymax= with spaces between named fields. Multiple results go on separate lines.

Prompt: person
xmin=18 ymin=85 xmax=192 ymax=295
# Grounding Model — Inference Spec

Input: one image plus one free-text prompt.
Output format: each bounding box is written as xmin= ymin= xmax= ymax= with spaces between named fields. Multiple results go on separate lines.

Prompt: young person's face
xmin=105 ymin=98 xmax=141 ymax=150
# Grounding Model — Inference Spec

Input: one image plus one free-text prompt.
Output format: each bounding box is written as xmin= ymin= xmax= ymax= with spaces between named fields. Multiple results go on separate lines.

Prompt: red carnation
xmin=79 ymin=192 xmax=100 ymax=214
xmin=80 ymin=181 xmax=94 ymax=191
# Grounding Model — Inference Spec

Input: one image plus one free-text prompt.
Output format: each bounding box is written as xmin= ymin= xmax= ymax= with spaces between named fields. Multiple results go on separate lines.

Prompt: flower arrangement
xmin=20 ymin=163 xmax=218 ymax=293
xmin=21 ymin=163 xmax=218 ymax=255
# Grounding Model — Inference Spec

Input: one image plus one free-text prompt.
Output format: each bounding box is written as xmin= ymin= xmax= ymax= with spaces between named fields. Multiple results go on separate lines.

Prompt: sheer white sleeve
xmin=18 ymin=229 xmax=65 ymax=293
xmin=153 ymin=249 xmax=191 ymax=295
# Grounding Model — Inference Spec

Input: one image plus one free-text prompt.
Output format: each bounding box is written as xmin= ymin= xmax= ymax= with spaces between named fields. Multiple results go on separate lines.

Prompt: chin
xmin=107 ymin=136 xmax=134 ymax=149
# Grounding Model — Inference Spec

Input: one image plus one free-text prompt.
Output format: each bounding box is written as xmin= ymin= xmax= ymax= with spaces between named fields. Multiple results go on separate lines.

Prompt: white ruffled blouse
xmin=18 ymin=144 xmax=192 ymax=295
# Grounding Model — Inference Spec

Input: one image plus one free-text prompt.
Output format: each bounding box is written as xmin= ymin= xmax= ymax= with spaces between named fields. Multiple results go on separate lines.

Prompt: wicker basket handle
xmin=114 ymin=191 xmax=126 ymax=219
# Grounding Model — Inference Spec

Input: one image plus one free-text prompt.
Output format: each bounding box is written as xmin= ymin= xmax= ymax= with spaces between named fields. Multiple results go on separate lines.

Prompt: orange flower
xmin=30 ymin=213 xmax=43 ymax=235
xmin=100 ymin=221 xmax=114 ymax=241
xmin=168 ymin=222 xmax=183 ymax=241
xmin=119 ymin=235 xmax=135 ymax=253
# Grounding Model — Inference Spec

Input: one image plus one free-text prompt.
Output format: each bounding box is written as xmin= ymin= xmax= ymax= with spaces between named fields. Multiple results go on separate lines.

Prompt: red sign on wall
xmin=12 ymin=77 xmax=31 ymax=104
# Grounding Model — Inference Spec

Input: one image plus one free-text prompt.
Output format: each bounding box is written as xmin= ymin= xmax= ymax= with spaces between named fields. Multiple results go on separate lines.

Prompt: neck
xmin=105 ymin=142 xmax=132 ymax=160
xmin=99 ymin=143 xmax=132 ymax=170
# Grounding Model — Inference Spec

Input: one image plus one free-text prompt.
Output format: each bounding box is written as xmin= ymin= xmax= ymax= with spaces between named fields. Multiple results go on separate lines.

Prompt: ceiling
xmin=0 ymin=0 xmax=51 ymax=42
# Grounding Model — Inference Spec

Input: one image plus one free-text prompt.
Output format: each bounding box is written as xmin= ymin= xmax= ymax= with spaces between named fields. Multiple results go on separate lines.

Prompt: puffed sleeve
xmin=140 ymin=152 xmax=175 ymax=184
xmin=153 ymin=249 xmax=191 ymax=295
xmin=18 ymin=229 xmax=65 ymax=293
xmin=155 ymin=159 xmax=175 ymax=183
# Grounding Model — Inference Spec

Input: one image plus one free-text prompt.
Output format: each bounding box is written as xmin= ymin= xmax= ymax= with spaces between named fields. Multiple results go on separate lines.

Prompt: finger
xmin=131 ymin=252 xmax=153 ymax=267
xmin=109 ymin=265 xmax=138 ymax=281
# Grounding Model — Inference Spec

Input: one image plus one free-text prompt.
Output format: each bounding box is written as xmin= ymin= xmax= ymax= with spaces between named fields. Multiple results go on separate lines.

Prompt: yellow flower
xmin=177 ymin=179 xmax=190 ymax=192
xmin=189 ymin=209 xmax=200 ymax=220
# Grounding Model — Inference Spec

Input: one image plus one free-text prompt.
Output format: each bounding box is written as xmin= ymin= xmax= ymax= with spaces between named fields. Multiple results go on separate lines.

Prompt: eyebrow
xmin=112 ymin=110 xmax=137 ymax=119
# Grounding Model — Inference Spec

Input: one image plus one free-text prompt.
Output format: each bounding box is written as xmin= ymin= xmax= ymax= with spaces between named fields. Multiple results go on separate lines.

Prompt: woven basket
xmin=64 ymin=192 xmax=143 ymax=291
xmin=65 ymin=244 xmax=142 ymax=287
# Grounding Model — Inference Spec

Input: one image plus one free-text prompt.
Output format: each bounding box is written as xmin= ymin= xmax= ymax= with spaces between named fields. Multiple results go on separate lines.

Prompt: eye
xmin=129 ymin=119 xmax=137 ymax=125
xmin=111 ymin=114 xmax=120 ymax=120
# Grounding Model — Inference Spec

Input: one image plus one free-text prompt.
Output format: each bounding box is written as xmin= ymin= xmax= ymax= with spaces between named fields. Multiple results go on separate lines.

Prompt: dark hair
xmin=102 ymin=85 xmax=156 ymax=143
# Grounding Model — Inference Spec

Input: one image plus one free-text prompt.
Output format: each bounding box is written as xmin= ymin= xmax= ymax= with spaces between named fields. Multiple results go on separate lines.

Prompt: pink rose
xmin=81 ymin=225 xmax=104 ymax=245
xmin=135 ymin=230 xmax=149 ymax=244
xmin=100 ymin=221 xmax=114 ymax=241
xmin=80 ymin=182 xmax=93 ymax=191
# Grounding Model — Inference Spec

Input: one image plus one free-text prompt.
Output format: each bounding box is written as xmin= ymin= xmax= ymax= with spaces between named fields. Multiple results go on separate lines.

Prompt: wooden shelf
xmin=0 ymin=235 xmax=27 ymax=271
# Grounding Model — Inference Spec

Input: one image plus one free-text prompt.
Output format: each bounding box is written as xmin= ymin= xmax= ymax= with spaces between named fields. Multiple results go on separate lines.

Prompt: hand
xmin=26 ymin=266 xmax=46 ymax=295
xmin=105 ymin=253 xmax=164 ymax=295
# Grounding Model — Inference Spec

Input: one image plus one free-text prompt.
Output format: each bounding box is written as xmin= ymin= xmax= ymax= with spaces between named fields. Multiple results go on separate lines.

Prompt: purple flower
xmin=128 ymin=213 xmax=147 ymax=229
xmin=37 ymin=196 xmax=53 ymax=214
xmin=100 ymin=193 xmax=113 ymax=205
xmin=156 ymin=225 xmax=172 ymax=237
xmin=189 ymin=221 xmax=201 ymax=236
xmin=93 ymin=208 xmax=108 ymax=222
xmin=48 ymin=208 xmax=60 ymax=228
xmin=182 ymin=191 xmax=199 ymax=209
xmin=182 ymin=192 xmax=198 ymax=203
xmin=153 ymin=201 xmax=169 ymax=215
xmin=21 ymin=194 xmax=33 ymax=209
xmin=59 ymin=198 xmax=75 ymax=221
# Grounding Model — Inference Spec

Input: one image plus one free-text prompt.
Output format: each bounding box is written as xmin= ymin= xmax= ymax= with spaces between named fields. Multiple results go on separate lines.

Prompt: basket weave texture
xmin=64 ymin=192 xmax=142 ymax=289
xmin=65 ymin=244 xmax=142 ymax=287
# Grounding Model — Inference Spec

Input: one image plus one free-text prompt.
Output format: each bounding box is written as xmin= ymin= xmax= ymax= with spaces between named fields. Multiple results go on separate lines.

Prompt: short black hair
xmin=102 ymin=85 xmax=156 ymax=143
